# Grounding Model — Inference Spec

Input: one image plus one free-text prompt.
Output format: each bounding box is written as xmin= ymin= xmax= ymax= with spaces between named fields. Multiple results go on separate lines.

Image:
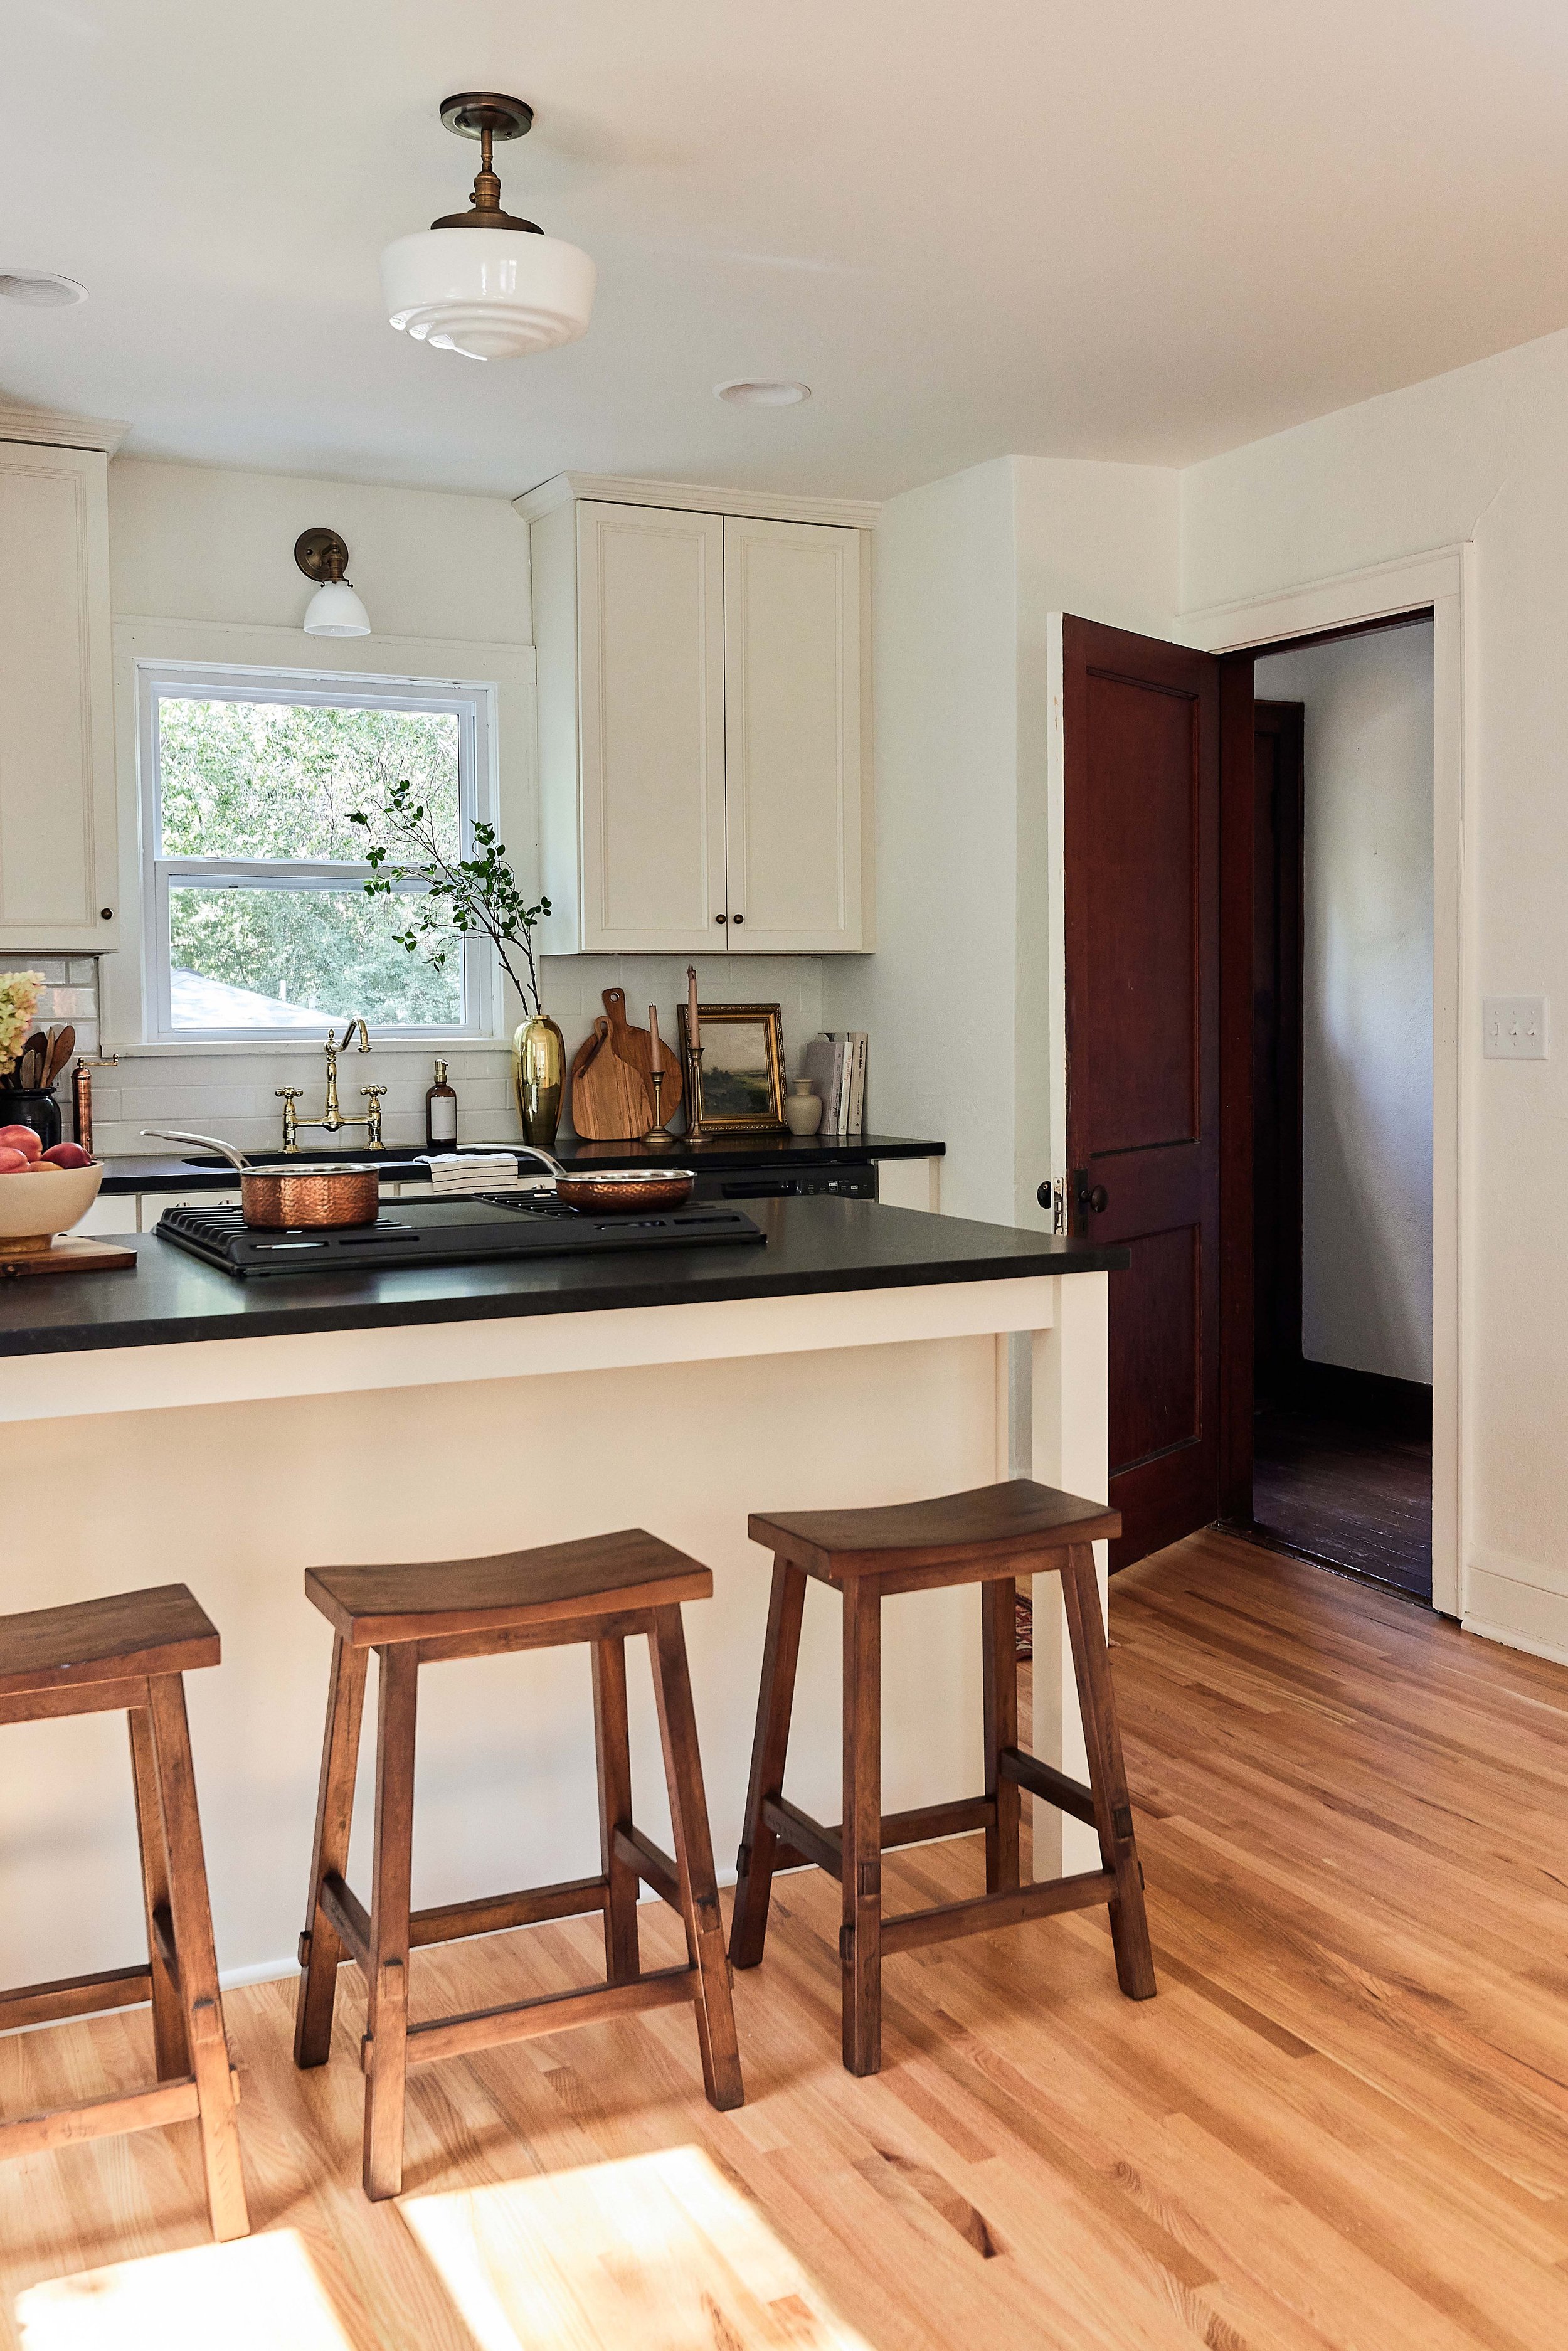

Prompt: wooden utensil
xmin=601 ymin=988 xmax=683 ymax=1120
xmin=16 ymin=1031 xmax=46 ymax=1090
xmin=568 ymin=1016 xmax=654 ymax=1140
xmin=44 ymin=1024 xmax=74 ymax=1086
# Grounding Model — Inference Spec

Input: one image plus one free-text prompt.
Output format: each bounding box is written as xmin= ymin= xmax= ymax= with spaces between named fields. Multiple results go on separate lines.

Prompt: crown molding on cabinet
xmin=0 ymin=405 xmax=130 ymax=456
xmin=514 ymin=470 xmax=880 ymax=529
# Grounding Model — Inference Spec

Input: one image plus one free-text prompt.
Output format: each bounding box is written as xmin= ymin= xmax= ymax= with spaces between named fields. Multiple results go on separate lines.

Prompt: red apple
xmin=0 ymin=1148 xmax=30 ymax=1174
xmin=41 ymin=1142 xmax=92 ymax=1168
xmin=0 ymin=1125 xmax=41 ymax=1161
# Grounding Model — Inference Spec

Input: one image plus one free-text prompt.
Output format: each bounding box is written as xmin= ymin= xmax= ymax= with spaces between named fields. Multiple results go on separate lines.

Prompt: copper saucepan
xmin=512 ymin=1149 xmax=695 ymax=1213
xmin=140 ymin=1130 xmax=381 ymax=1229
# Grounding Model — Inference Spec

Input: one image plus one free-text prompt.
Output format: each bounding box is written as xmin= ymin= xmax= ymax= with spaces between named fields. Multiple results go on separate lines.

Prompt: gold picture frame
xmin=681 ymin=1001 xmax=787 ymax=1133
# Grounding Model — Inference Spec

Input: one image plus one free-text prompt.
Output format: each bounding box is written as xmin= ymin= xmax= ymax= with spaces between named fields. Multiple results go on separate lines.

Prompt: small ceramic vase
xmin=783 ymin=1078 xmax=824 ymax=1137
xmin=512 ymin=1012 xmax=566 ymax=1148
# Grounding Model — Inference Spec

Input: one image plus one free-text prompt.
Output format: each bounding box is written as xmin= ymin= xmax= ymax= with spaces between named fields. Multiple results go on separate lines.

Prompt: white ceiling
xmin=4 ymin=0 xmax=1568 ymax=501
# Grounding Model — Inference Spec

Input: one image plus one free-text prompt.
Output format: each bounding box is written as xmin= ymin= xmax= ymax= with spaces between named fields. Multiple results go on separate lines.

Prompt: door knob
xmin=1073 ymin=1170 xmax=1108 ymax=1216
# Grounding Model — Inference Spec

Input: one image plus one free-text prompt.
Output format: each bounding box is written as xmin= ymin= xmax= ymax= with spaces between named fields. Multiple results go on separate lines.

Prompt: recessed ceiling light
xmin=716 ymin=379 xmax=811 ymax=407
xmin=0 ymin=271 xmax=88 ymax=308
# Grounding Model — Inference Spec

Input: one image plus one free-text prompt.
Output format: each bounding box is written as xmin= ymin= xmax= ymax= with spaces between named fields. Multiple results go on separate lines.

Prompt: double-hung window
xmin=139 ymin=663 xmax=496 ymax=1041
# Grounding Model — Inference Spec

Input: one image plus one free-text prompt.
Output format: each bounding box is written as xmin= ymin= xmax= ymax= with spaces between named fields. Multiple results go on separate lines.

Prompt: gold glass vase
xmin=513 ymin=1012 xmax=565 ymax=1149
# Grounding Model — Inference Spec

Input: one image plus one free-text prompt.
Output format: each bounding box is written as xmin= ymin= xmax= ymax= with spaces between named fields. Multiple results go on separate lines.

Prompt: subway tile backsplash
xmin=3 ymin=953 xmax=827 ymax=1158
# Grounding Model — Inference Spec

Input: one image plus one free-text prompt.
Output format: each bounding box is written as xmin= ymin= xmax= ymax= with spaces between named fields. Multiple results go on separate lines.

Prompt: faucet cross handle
xmin=359 ymin=1083 xmax=388 ymax=1150
xmin=275 ymin=1085 xmax=303 ymax=1154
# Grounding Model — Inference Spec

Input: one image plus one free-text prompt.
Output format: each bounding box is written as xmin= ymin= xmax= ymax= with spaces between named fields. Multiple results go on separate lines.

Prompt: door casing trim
xmin=1178 ymin=548 xmax=1468 ymax=1620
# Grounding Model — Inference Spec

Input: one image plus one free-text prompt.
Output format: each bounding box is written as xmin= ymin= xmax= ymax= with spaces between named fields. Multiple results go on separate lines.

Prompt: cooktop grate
xmin=154 ymin=1194 xmax=766 ymax=1278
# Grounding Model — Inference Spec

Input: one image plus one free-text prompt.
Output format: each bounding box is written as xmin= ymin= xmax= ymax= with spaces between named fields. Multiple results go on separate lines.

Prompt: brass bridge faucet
xmin=277 ymin=1021 xmax=386 ymax=1153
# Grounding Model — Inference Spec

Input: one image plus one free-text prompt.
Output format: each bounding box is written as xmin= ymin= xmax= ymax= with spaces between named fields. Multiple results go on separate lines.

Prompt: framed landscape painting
xmin=681 ymin=1001 xmax=786 ymax=1132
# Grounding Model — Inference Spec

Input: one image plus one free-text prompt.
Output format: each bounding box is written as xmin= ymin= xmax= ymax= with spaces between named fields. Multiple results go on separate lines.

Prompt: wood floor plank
xmin=3 ymin=1528 xmax=1567 ymax=2348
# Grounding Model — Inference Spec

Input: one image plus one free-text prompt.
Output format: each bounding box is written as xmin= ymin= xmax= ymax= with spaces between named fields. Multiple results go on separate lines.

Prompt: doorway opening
xmin=1238 ymin=613 xmax=1435 ymax=1601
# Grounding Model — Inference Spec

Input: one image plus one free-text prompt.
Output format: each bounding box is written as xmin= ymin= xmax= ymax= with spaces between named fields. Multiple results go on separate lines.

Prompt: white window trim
xmin=134 ymin=657 xmax=503 ymax=1047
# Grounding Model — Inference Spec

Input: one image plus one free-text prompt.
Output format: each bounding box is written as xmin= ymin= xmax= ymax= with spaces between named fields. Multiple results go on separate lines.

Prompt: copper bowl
xmin=553 ymin=1168 xmax=695 ymax=1213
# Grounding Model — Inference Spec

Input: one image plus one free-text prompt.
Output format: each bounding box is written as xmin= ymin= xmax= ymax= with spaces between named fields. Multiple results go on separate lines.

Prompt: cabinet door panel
xmin=723 ymin=516 xmax=863 ymax=952
xmin=577 ymin=502 xmax=726 ymax=952
xmin=0 ymin=445 xmax=117 ymax=951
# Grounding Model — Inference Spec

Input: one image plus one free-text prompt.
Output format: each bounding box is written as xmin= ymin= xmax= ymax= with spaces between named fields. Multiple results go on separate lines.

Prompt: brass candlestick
xmin=682 ymin=1040 xmax=708 ymax=1140
xmin=642 ymin=1066 xmax=677 ymax=1146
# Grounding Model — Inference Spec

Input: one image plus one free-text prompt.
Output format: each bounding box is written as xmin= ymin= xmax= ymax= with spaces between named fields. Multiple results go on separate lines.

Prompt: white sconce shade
xmin=302 ymin=579 xmax=371 ymax=637
xmin=381 ymin=226 xmax=596 ymax=361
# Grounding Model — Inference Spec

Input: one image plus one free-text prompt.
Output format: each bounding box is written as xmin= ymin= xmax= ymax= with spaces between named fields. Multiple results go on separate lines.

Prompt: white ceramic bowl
xmin=0 ymin=1160 xmax=103 ymax=1248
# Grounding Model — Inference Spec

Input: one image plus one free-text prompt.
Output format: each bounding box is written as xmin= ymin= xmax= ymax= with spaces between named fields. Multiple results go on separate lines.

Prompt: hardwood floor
xmin=1244 ymin=1404 xmax=1433 ymax=1596
xmin=4 ymin=1527 xmax=1568 ymax=2348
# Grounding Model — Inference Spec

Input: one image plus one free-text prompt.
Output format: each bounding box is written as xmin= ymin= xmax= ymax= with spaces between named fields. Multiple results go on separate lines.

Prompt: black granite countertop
xmin=100 ymin=1132 xmax=946 ymax=1195
xmin=0 ymin=1198 xmax=1125 ymax=1359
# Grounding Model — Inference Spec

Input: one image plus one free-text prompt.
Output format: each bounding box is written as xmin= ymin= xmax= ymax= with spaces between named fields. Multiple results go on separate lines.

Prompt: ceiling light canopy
xmin=295 ymin=529 xmax=370 ymax=638
xmin=380 ymin=92 xmax=595 ymax=363
xmin=0 ymin=271 xmax=87 ymax=307
xmin=716 ymin=379 xmax=812 ymax=407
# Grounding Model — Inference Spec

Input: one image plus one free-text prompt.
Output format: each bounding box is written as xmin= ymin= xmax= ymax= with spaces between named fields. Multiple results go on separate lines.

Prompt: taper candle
xmin=687 ymin=965 xmax=700 ymax=1051
xmin=648 ymin=1002 xmax=661 ymax=1064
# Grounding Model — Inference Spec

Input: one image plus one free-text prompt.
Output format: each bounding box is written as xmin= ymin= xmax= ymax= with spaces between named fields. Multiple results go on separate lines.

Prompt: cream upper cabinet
xmin=526 ymin=477 xmax=873 ymax=955
xmin=0 ymin=442 xmax=119 ymax=953
xmin=722 ymin=514 xmax=863 ymax=953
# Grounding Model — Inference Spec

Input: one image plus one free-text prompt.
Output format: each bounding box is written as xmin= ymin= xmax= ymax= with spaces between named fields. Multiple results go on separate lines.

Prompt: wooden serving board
xmin=569 ymin=1016 xmax=653 ymax=1140
xmin=0 ymin=1236 xmax=136 ymax=1278
xmin=602 ymin=988 xmax=684 ymax=1119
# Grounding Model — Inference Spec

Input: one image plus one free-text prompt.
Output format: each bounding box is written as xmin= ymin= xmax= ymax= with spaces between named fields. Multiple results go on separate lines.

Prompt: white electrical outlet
xmin=1483 ymin=996 xmax=1549 ymax=1059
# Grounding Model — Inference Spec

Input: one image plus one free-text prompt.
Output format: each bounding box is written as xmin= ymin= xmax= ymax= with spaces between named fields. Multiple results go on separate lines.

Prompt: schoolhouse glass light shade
xmin=382 ymin=92 xmax=596 ymax=363
xmin=380 ymin=226 xmax=596 ymax=361
xmin=302 ymin=579 xmax=371 ymax=637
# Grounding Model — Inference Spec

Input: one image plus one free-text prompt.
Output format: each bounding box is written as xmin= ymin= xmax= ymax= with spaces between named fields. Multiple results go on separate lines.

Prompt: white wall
xmin=1182 ymin=323 xmax=1568 ymax=1656
xmin=827 ymin=454 xmax=1179 ymax=1223
xmin=98 ymin=461 xmax=826 ymax=1152
xmin=1255 ymin=626 xmax=1434 ymax=1384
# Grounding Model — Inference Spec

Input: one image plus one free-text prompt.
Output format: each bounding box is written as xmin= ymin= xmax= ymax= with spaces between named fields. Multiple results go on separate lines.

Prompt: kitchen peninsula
xmin=0 ymin=1197 xmax=1125 ymax=1997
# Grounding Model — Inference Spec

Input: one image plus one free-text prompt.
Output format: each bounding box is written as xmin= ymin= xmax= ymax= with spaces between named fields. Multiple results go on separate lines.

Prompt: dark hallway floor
xmin=1233 ymin=1404 xmax=1433 ymax=1600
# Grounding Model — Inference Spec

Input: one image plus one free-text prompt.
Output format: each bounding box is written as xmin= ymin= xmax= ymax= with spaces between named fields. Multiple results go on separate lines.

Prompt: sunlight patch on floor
xmin=401 ymin=2143 xmax=872 ymax=2350
xmin=14 ymin=2228 xmax=355 ymax=2351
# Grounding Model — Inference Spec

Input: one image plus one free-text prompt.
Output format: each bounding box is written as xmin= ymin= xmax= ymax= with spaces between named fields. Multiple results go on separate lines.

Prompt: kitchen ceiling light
xmin=295 ymin=528 xmax=371 ymax=638
xmin=716 ymin=381 xmax=812 ymax=406
xmin=380 ymin=92 xmax=595 ymax=362
xmin=0 ymin=270 xmax=87 ymax=307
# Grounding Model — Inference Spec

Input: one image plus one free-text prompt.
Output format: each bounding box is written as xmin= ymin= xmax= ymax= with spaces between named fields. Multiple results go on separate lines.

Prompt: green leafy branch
xmin=348 ymin=778 xmax=551 ymax=1017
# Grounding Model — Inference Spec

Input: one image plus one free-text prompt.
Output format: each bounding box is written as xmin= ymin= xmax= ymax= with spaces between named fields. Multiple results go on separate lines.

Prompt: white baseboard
xmin=1463 ymin=1558 xmax=1568 ymax=1668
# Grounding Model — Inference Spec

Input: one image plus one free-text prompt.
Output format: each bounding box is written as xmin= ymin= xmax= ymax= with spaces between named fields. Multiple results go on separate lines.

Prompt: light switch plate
xmin=1483 ymin=996 xmax=1549 ymax=1059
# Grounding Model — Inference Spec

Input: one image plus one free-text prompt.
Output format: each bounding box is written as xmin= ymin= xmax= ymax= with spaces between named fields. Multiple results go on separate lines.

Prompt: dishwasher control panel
xmin=690 ymin=1164 xmax=877 ymax=1204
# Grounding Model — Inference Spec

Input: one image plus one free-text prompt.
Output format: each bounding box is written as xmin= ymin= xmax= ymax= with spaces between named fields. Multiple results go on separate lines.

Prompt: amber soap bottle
xmin=425 ymin=1058 xmax=457 ymax=1149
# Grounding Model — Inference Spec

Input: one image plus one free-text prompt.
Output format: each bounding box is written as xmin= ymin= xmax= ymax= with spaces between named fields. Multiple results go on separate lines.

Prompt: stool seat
xmin=0 ymin=1583 xmax=219 ymax=1697
xmin=305 ymin=1529 xmax=711 ymax=1648
xmin=751 ymin=1478 xmax=1120 ymax=1583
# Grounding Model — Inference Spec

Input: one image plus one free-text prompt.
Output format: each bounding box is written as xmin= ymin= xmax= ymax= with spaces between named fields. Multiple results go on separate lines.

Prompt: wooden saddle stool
xmin=0 ymin=1585 xmax=248 ymax=2239
xmin=294 ymin=1527 xmax=744 ymax=2202
xmin=730 ymin=1478 xmax=1157 ymax=2074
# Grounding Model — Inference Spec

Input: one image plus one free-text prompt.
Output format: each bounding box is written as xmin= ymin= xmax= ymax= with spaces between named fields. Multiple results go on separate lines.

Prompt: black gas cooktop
xmin=154 ymin=1193 xmax=767 ymax=1279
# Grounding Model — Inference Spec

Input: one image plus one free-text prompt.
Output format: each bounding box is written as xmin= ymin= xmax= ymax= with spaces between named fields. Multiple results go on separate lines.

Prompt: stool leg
xmin=363 ymin=1643 xmax=418 ymax=2200
xmin=592 ymin=1634 xmax=640 ymax=1985
xmin=648 ymin=1605 xmax=744 ymax=2112
xmin=729 ymin=1556 xmax=807 ymax=1970
xmin=127 ymin=1706 xmax=186 ymax=2080
xmin=146 ymin=1673 xmax=250 ymax=2242
xmin=840 ymin=1576 xmax=882 ymax=2076
xmin=294 ymin=1633 xmax=369 ymax=2068
xmin=981 ymin=1577 xmax=1021 ymax=1895
xmin=1060 ymin=1545 xmax=1157 ymax=2002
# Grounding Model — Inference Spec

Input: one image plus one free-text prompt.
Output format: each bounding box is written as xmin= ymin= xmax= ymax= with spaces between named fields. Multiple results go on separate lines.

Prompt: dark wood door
xmin=1062 ymin=617 xmax=1237 ymax=1569
xmin=1252 ymin=701 xmax=1305 ymax=1408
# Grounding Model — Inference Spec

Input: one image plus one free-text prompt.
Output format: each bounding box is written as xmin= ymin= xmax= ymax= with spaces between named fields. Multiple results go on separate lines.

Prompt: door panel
xmin=1063 ymin=615 xmax=1224 ymax=1569
xmin=722 ymin=515 xmax=864 ymax=952
xmin=576 ymin=502 xmax=727 ymax=953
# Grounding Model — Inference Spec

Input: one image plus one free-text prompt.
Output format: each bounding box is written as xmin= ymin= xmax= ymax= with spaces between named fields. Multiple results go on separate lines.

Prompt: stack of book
xmin=802 ymin=1031 xmax=868 ymax=1137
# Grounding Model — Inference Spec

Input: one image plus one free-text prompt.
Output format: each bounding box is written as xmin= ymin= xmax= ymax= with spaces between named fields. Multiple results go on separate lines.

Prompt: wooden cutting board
xmin=0 ymin=1236 xmax=136 ymax=1278
xmin=602 ymin=988 xmax=684 ymax=1119
xmin=569 ymin=1016 xmax=654 ymax=1140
